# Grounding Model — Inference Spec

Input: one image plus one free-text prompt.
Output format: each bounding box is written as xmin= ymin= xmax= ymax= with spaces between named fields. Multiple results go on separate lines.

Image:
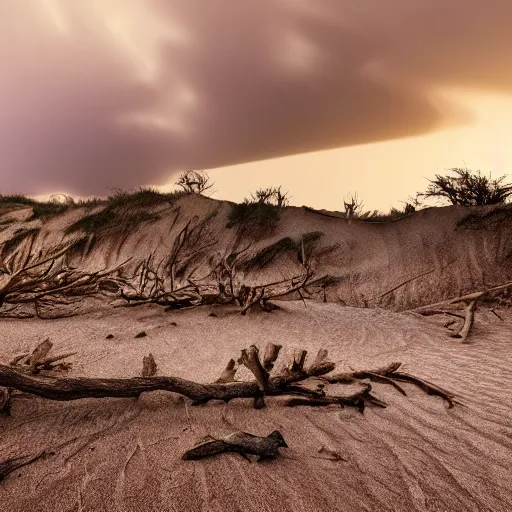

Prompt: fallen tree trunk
xmin=406 ymin=280 xmax=512 ymax=312
xmin=0 ymin=344 xmax=458 ymax=412
xmin=0 ymin=359 xmax=334 ymax=404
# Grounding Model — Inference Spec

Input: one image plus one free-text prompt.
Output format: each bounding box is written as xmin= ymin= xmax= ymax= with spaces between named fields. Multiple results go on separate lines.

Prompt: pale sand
xmin=1 ymin=302 xmax=511 ymax=511
xmin=3 ymin=196 xmax=512 ymax=312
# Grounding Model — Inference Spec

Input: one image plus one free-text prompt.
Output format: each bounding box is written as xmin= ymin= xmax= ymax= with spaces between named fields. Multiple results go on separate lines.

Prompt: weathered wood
xmin=215 ymin=359 xmax=237 ymax=383
xmin=27 ymin=339 xmax=52 ymax=374
xmin=407 ymin=280 xmax=512 ymax=312
xmin=310 ymin=349 xmax=328 ymax=369
xmin=0 ymin=342 xmax=456 ymax=415
xmin=238 ymin=345 xmax=269 ymax=391
xmin=290 ymin=349 xmax=307 ymax=372
xmin=262 ymin=343 xmax=282 ymax=372
xmin=41 ymin=352 xmax=77 ymax=369
xmin=0 ymin=357 xmax=335 ymax=404
xmin=9 ymin=353 xmax=29 ymax=366
xmin=390 ymin=372 xmax=457 ymax=408
xmin=141 ymin=353 xmax=157 ymax=377
xmin=182 ymin=430 xmax=288 ymax=461
xmin=450 ymin=300 xmax=476 ymax=343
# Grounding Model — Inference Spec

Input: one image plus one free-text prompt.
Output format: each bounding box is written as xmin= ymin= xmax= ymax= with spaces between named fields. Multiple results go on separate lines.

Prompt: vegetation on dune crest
xmin=227 ymin=200 xmax=281 ymax=230
xmin=0 ymin=195 xmax=70 ymax=221
xmin=241 ymin=232 xmax=324 ymax=270
xmin=227 ymin=186 xmax=290 ymax=231
xmin=417 ymin=167 xmax=512 ymax=206
xmin=0 ymin=187 xmax=188 ymax=226
xmin=175 ymin=170 xmax=215 ymax=195
xmin=65 ymin=188 xmax=186 ymax=235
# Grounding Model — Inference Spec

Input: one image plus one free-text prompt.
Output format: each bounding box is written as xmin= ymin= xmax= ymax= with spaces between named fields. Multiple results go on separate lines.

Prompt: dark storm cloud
xmin=1 ymin=0 xmax=511 ymax=195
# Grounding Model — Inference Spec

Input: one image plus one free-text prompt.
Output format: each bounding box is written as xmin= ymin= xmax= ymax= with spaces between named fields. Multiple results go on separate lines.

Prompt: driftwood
xmin=182 ymin=430 xmax=288 ymax=461
xmin=408 ymin=281 xmax=512 ymax=312
xmin=0 ymin=231 xmax=128 ymax=315
xmin=407 ymin=281 xmax=512 ymax=343
xmin=215 ymin=359 xmax=237 ymax=383
xmin=9 ymin=340 xmax=75 ymax=374
xmin=0 ymin=345 xmax=457 ymax=413
xmin=449 ymin=300 xmax=476 ymax=343
xmin=141 ymin=353 xmax=157 ymax=377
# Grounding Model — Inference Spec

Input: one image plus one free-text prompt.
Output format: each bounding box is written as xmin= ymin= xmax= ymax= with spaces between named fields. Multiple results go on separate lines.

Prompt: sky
xmin=1 ymin=0 xmax=512 ymax=211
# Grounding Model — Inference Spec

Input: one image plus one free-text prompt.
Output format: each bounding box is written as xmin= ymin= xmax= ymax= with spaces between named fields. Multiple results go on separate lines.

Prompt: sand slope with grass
xmin=1 ymin=193 xmax=512 ymax=310
xmin=1 ymin=302 xmax=511 ymax=511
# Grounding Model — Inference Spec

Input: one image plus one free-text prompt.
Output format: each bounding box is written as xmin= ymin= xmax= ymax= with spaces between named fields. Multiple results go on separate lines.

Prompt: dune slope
xmin=2 ymin=195 xmax=512 ymax=311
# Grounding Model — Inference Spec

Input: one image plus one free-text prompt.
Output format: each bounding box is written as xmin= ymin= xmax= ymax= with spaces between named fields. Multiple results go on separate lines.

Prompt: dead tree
xmin=0 ymin=343 xmax=457 ymax=411
xmin=0 ymin=231 xmax=127 ymax=315
xmin=344 ymin=193 xmax=363 ymax=219
xmin=119 ymin=214 xmax=218 ymax=308
xmin=213 ymin=236 xmax=329 ymax=315
xmin=408 ymin=280 xmax=512 ymax=343
xmin=250 ymin=187 xmax=290 ymax=208
xmin=175 ymin=170 xmax=214 ymax=195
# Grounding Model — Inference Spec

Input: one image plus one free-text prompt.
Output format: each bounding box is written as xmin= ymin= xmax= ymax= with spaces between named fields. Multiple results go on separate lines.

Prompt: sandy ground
xmin=1 ymin=302 xmax=512 ymax=512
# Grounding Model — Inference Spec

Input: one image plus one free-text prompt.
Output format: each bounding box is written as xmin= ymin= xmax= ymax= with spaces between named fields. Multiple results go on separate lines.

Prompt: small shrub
xmin=175 ymin=171 xmax=214 ymax=195
xmin=418 ymin=168 xmax=512 ymax=206
xmin=355 ymin=206 xmax=413 ymax=223
xmin=227 ymin=200 xmax=281 ymax=230
xmin=65 ymin=188 xmax=183 ymax=235
xmin=242 ymin=237 xmax=297 ymax=269
xmin=242 ymin=231 xmax=324 ymax=270
xmin=250 ymin=186 xmax=290 ymax=208
xmin=0 ymin=195 xmax=71 ymax=220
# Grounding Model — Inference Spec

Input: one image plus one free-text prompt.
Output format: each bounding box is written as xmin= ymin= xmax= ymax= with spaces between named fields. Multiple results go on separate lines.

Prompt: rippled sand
xmin=1 ymin=302 xmax=511 ymax=511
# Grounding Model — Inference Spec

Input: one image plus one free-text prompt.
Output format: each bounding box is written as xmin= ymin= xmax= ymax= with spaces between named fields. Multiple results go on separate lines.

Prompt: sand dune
xmin=1 ymin=302 xmax=511 ymax=511
xmin=2 ymin=195 xmax=512 ymax=311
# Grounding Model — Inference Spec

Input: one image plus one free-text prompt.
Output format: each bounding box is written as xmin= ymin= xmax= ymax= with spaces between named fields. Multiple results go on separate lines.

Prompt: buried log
xmin=182 ymin=430 xmax=288 ymax=461
xmin=0 ymin=345 xmax=458 ymax=413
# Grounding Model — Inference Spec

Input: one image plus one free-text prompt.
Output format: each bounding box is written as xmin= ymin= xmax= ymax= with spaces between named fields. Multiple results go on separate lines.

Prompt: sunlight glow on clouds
xmin=1 ymin=0 xmax=512 ymax=206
